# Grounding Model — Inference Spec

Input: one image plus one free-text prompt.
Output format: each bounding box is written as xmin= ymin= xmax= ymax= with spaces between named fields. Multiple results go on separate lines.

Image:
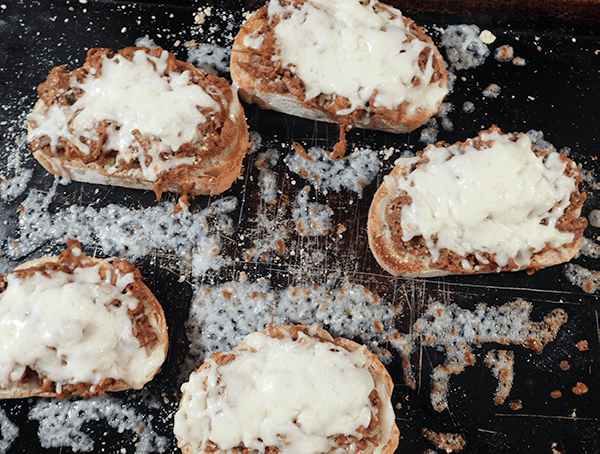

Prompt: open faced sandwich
xmin=368 ymin=126 xmax=588 ymax=277
xmin=27 ymin=46 xmax=249 ymax=199
xmin=174 ymin=324 xmax=399 ymax=454
xmin=0 ymin=239 xmax=168 ymax=399
xmin=231 ymin=0 xmax=448 ymax=158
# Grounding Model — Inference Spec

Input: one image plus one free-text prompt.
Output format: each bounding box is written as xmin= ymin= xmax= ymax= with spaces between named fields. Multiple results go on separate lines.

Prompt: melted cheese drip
xmin=394 ymin=131 xmax=577 ymax=268
xmin=0 ymin=265 xmax=162 ymax=389
xmin=267 ymin=0 xmax=447 ymax=115
xmin=174 ymin=330 xmax=375 ymax=453
xmin=27 ymin=49 xmax=222 ymax=182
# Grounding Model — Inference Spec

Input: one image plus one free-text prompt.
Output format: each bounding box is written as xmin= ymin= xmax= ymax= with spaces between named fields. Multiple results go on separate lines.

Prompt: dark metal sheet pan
xmin=0 ymin=0 xmax=598 ymax=453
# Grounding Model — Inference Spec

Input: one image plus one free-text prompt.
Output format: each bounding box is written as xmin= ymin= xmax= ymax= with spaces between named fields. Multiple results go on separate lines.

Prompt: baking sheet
xmin=0 ymin=0 xmax=599 ymax=452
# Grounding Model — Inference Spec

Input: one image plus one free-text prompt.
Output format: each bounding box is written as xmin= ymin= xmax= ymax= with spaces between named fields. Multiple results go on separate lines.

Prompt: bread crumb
xmin=380 ymin=146 xmax=395 ymax=160
xmin=483 ymin=83 xmax=501 ymax=98
xmin=550 ymin=390 xmax=562 ymax=399
xmin=195 ymin=8 xmax=211 ymax=24
xmin=494 ymin=45 xmax=514 ymax=62
xmin=509 ymin=400 xmax=523 ymax=411
xmin=560 ymin=360 xmax=570 ymax=371
xmin=462 ymin=101 xmax=475 ymax=113
xmin=576 ymin=340 xmax=588 ymax=351
xmin=275 ymin=240 xmax=286 ymax=255
xmin=512 ymin=56 xmax=527 ymax=66
xmin=479 ymin=30 xmax=496 ymax=44
xmin=572 ymin=382 xmax=589 ymax=395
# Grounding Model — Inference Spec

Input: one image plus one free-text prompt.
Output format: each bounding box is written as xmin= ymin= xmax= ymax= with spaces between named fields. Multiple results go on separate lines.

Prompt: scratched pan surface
xmin=0 ymin=0 xmax=598 ymax=453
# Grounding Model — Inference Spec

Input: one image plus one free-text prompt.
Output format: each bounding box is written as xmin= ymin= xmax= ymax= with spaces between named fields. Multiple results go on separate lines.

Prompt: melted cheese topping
xmin=266 ymin=0 xmax=447 ymax=115
xmin=174 ymin=330 xmax=376 ymax=453
xmin=393 ymin=130 xmax=577 ymax=268
xmin=0 ymin=265 xmax=163 ymax=390
xmin=27 ymin=49 xmax=222 ymax=181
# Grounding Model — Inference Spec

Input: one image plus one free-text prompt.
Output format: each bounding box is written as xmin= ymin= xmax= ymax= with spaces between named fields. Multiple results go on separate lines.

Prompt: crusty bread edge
xmin=0 ymin=249 xmax=168 ymax=399
xmin=230 ymin=6 xmax=447 ymax=135
xmin=367 ymin=148 xmax=586 ymax=278
xmin=177 ymin=324 xmax=399 ymax=454
xmin=367 ymin=160 xmax=451 ymax=277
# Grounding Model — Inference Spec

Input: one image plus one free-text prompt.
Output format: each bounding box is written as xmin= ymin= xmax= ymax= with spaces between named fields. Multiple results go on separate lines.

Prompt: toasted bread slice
xmin=368 ymin=126 xmax=588 ymax=277
xmin=174 ymin=324 xmax=399 ymax=454
xmin=27 ymin=47 xmax=249 ymax=199
xmin=231 ymin=0 xmax=448 ymax=150
xmin=0 ymin=239 xmax=168 ymax=399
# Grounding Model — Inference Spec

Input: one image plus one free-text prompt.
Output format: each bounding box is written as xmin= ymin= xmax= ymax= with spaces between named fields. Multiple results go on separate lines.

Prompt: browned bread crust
xmin=177 ymin=324 xmax=400 ymax=454
xmin=27 ymin=47 xmax=249 ymax=199
xmin=367 ymin=127 xmax=588 ymax=277
xmin=231 ymin=0 xmax=447 ymax=143
xmin=0 ymin=239 xmax=168 ymax=399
